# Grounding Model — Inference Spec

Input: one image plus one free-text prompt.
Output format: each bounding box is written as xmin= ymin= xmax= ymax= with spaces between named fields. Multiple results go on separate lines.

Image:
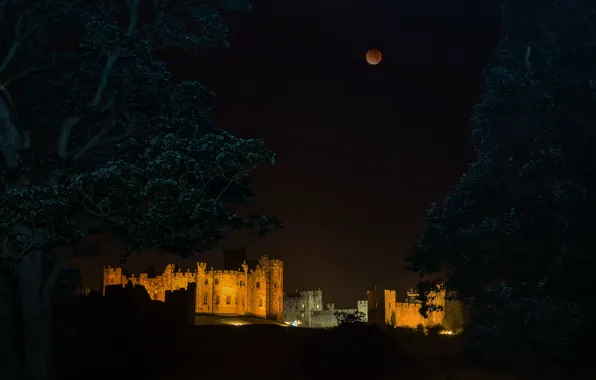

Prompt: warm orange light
xmin=366 ymin=48 xmax=382 ymax=65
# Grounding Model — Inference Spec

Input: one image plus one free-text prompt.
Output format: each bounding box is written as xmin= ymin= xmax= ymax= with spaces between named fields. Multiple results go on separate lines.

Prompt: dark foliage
xmin=408 ymin=0 xmax=596 ymax=369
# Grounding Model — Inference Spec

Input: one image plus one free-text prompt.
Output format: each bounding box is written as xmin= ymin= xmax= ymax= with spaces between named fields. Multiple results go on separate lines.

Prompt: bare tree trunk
xmin=19 ymin=249 xmax=54 ymax=380
xmin=0 ymin=271 xmax=21 ymax=380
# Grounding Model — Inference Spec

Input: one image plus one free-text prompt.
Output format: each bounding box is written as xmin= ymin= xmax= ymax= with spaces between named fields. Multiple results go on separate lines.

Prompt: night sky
xmin=75 ymin=0 xmax=500 ymax=307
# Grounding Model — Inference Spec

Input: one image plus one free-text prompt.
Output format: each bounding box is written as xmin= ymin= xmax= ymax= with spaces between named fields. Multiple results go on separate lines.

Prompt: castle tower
xmin=196 ymin=262 xmax=212 ymax=313
xmin=259 ymin=255 xmax=284 ymax=322
xmin=237 ymin=261 xmax=249 ymax=315
xmin=367 ymin=286 xmax=385 ymax=325
xmin=102 ymin=266 xmax=125 ymax=295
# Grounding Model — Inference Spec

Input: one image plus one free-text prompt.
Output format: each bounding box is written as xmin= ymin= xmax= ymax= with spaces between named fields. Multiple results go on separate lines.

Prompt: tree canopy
xmin=408 ymin=0 xmax=596 ymax=368
xmin=0 ymin=0 xmax=280 ymax=265
xmin=334 ymin=310 xmax=366 ymax=326
xmin=0 ymin=2 xmax=279 ymax=380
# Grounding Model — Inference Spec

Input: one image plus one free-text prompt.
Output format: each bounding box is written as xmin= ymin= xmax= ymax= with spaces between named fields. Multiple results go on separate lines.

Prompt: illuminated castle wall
xmin=367 ymin=287 xmax=446 ymax=328
xmin=102 ymin=255 xmax=283 ymax=322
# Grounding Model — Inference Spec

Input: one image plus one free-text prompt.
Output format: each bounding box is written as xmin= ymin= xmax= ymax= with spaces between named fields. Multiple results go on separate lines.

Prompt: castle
xmin=367 ymin=287 xmax=447 ymax=328
xmin=102 ymin=254 xmax=284 ymax=322
xmin=283 ymin=289 xmax=369 ymax=328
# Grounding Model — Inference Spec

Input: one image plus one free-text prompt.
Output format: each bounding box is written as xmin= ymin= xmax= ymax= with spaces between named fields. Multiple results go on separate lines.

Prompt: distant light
xmin=291 ymin=320 xmax=299 ymax=327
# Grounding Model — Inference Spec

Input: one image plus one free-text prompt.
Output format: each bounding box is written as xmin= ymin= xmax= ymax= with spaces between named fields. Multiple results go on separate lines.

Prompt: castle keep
xmin=102 ymin=255 xmax=283 ymax=322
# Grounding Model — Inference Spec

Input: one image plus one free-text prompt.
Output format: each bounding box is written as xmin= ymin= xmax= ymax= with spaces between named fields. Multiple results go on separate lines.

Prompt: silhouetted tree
xmin=0 ymin=1 xmax=280 ymax=380
xmin=334 ymin=310 xmax=366 ymax=325
xmin=389 ymin=311 xmax=396 ymax=327
xmin=408 ymin=0 xmax=595 ymax=372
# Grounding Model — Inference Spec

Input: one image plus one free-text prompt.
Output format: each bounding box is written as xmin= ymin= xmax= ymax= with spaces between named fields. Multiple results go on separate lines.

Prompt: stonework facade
xmin=367 ymin=287 xmax=446 ymax=328
xmin=102 ymin=255 xmax=283 ymax=321
xmin=283 ymin=289 xmax=368 ymax=328
xmin=357 ymin=300 xmax=368 ymax=321
xmin=283 ymin=289 xmax=324 ymax=326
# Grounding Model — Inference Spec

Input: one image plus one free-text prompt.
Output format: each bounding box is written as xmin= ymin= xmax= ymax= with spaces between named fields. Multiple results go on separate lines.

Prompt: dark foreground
xmin=53 ymin=290 xmax=594 ymax=380
xmin=58 ymin=321 xmax=596 ymax=380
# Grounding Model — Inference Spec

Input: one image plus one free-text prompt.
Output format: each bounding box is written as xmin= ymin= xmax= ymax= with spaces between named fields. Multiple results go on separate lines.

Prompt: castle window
xmin=203 ymin=294 xmax=208 ymax=305
xmin=239 ymin=280 xmax=244 ymax=287
xmin=215 ymin=295 xmax=220 ymax=305
xmin=256 ymin=281 xmax=260 ymax=289
xmin=226 ymin=295 xmax=231 ymax=305
xmin=204 ymin=279 xmax=208 ymax=285
xmin=274 ymin=282 xmax=277 ymax=288
xmin=259 ymin=298 xmax=263 ymax=307
xmin=235 ymin=296 xmax=238 ymax=305
xmin=214 ymin=278 xmax=219 ymax=284
xmin=388 ymin=303 xmax=391 ymax=309
xmin=241 ymin=296 xmax=245 ymax=306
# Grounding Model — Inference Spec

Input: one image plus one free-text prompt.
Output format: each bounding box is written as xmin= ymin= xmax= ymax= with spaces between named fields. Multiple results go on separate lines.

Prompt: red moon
xmin=366 ymin=48 xmax=382 ymax=65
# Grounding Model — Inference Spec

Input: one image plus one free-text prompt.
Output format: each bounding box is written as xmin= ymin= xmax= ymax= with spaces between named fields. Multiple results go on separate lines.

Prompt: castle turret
xmin=102 ymin=266 xmax=126 ymax=295
xmin=259 ymin=255 xmax=284 ymax=322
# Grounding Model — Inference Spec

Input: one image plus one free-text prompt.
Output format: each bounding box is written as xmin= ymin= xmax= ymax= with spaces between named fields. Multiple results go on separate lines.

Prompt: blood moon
xmin=365 ymin=48 xmax=382 ymax=65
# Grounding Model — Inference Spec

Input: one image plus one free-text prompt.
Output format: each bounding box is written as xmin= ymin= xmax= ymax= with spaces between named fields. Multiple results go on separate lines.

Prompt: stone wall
xmin=310 ymin=309 xmax=337 ymax=328
xmin=283 ymin=290 xmax=366 ymax=328
xmin=247 ymin=267 xmax=267 ymax=318
xmin=102 ymin=255 xmax=282 ymax=321
xmin=367 ymin=287 xmax=448 ymax=329
xmin=283 ymin=293 xmax=302 ymax=324
xmin=357 ymin=300 xmax=368 ymax=322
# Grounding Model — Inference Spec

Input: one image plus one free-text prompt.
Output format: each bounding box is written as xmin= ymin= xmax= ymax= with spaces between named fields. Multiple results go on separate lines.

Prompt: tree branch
xmin=0 ymin=18 xmax=25 ymax=74
xmin=57 ymin=117 xmax=81 ymax=158
xmin=3 ymin=62 xmax=59 ymax=87
xmin=72 ymin=121 xmax=116 ymax=161
xmin=214 ymin=165 xmax=257 ymax=202
xmin=90 ymin=54 xmax=117 ymax=108
xmin=152 ymin=0 xmax=175 ymax=23
xmin=0 ymin=1 xmax=79 ymax=75
xmin=39 ymin=249 xmax=72 ymax=303
xmin=64 ymin=0 xmax=140 ymax=159
xmin=125 ymin=0 xmax=140 ymax=35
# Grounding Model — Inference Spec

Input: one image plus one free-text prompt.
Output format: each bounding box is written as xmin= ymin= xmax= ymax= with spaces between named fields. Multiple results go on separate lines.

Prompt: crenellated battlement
xmin=212 ymin=269 xmax=243 ymax=276
xmin=102 ymin=254 xmax=283 ymax=321
xmin=368 ymin=286 xmax=448 ymax=328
